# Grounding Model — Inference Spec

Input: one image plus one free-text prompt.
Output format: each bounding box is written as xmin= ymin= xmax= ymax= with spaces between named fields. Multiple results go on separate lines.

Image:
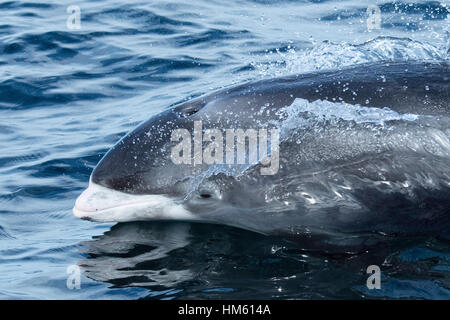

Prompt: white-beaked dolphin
xmin=74 ymin=62 xmax=450 ymax=237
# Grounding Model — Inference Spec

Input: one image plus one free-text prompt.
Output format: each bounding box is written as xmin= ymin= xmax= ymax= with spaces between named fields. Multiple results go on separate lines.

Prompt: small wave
xmin=0 ymin=1 xmax=53 ymax=10
xmin=0 ymin=225 xmax=14 ymax=239
xmin=0 ymin=78 xmax=108 ymax=109
xmin=83 ymin=6 xmax=198 ymax=28
xmin=252 ymin=37 xmax=448 ymax=77
xmin=321 ymin=1 xmax=448 ymax=23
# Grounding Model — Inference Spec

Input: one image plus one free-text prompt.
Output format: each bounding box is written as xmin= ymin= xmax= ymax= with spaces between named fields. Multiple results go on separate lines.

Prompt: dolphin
xmin=74 ymin=61 xmax=450 ymax=237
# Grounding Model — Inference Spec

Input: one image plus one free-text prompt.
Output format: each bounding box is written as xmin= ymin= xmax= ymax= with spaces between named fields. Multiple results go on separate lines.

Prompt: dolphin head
xmin=73 ymin=100 xmax=260 ymax=224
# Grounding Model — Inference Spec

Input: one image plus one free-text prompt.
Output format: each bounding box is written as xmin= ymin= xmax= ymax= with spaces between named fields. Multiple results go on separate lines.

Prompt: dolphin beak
xmin=73 ymin=179 xmax=194 ymax=222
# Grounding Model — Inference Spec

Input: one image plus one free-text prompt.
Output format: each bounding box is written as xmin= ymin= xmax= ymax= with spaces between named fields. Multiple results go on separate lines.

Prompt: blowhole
xmin=175 ymin=100 xmax=206 ymax=118
xmin=200 ymin=193 xmax=212 ymax=199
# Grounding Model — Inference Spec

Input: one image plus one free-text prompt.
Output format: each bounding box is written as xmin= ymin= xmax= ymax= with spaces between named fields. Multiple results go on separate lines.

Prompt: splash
xmin=252 ymin=37 xmax=449 ymax=78
xmin=271 ymin=98 xmax=419 ymax=141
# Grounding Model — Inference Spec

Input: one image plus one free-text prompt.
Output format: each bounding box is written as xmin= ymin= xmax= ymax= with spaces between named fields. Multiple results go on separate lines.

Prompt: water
xmin=0 ymin=0 xmax=449 ymax=299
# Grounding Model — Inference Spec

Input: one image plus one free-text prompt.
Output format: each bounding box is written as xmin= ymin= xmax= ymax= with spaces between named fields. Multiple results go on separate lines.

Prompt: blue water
xmin=1 ymin=0 xmax=449 ymax=299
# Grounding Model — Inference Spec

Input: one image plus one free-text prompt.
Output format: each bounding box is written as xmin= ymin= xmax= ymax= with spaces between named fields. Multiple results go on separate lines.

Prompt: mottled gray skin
xmin=90 ymin=62 xmax=450 ymax=237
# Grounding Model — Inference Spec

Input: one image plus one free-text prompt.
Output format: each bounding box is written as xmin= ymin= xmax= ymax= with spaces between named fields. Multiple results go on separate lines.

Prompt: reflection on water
xmin=80 ymin=222 xmax=326 ymax=299
xmin=80 ymin=222 xmax=193 ymax=289
xmin=79 ymin=222 xmax=450 ymax=299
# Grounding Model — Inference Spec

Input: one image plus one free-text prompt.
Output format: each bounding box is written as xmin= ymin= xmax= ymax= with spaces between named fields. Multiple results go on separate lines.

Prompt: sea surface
xmin=0 ymin=0 xmax=449 ymax=299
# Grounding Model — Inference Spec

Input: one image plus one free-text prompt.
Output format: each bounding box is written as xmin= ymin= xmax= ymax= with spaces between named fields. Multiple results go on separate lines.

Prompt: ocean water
xmin=0 ymin=0 xmax=449 ymax=299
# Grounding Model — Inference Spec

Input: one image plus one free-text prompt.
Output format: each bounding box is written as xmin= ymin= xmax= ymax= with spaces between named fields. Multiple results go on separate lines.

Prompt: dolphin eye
xmin=200 ymin=193 xmax=212 ymax=199
xmin=197 ymin=182 xmax=220 ymax=200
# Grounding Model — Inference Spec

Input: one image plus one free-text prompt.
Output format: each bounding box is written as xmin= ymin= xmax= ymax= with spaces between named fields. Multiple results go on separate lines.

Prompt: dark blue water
xmin=1 ymin=0 xmax=449 ymax=299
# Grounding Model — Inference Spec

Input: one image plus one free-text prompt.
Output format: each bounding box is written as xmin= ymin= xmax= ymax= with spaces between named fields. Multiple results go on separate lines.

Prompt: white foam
xmin=287 ymin=98 xmax=417 ymax=123
xmin=252 ymin=37 xmax=447 ymax=78
xmin=270 ymin=98 xmax=419 ymax=140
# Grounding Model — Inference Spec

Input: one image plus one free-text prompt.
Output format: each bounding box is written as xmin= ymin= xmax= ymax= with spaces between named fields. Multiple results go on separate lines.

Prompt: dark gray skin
xmin=88 ymin=61 xmax=450 ymax=238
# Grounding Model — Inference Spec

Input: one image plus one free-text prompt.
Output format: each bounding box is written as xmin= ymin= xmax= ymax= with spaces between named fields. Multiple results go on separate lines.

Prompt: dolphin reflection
xmin=77 ymin=221 xmax=444 ymax=298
